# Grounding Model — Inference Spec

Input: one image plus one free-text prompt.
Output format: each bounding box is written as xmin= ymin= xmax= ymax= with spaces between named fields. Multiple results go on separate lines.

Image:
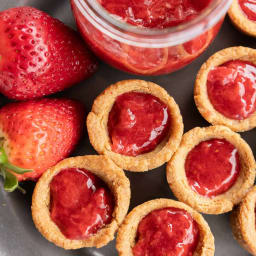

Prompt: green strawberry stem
xmin=0 ymin=147 xmax=33 ymax=193
xmin=4 ymin=161 xmax=33 ymax=174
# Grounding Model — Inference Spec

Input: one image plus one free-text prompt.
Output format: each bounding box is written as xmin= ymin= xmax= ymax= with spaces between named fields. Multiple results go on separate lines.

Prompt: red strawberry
xmin=0 ymin=6 xmax=98 ymax=100
xmin=0 ymin=98 xmax=85 ymax=192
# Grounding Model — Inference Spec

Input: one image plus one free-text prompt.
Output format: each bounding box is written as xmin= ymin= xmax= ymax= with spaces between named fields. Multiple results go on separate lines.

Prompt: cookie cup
xmin=116 ymin=198 xmax=215 ymax=256
xmin=87 ymin=79 xmax=183 ymax=172
xmin=167 ymin=125 xmax=255 ymax=214
xmin=231 ymin=186 xmax=256 ymax=255
xmin=32 ymin=155 xmax=130 ymax=249
xmin=228 ymin=0 xmax=256 ymax=37
xmin=194 ymin=46 xmax=256 ymax=132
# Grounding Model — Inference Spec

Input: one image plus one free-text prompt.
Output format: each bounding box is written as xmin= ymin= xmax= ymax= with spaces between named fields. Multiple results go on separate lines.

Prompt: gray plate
xmin=0 ymin=1 xmax=255 ymax=256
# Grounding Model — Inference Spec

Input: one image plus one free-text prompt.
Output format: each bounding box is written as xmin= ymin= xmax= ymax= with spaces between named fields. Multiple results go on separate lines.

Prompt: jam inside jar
xmin=50 ymin=168 xmax=114 ymax=240
xmin=70 ymin=0 xmax=232 ymax=75
xmin=99 ymin=0 xmax=212 ymax=29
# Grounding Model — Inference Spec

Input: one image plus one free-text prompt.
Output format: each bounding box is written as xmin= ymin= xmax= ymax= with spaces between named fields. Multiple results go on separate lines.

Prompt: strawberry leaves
xmin=0 ymin=147 xmax=32 ymax=193
xmin=2 ymin=169 xmax=18 ymax=192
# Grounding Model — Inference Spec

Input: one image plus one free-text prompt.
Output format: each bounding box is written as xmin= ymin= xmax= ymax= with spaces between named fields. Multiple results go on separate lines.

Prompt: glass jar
xmin=70 ymin=0 xmax=232 ymax=76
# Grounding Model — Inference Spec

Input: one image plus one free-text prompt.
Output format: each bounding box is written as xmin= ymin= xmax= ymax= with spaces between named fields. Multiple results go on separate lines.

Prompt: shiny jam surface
xmin=72 ymin=0 xmax=221 ymax=76
xmin=108 ymin=92 xmax=170 ymax=156
xmin=133 ymin=207 xmax=199 ymax=256
xmin=98 ymin=0 xmax=212 ymax=28
xmin=185 ymin=139 xmax=240 ymax=197
xmin=239 ymin=0 xmax=256 ymax=21
xmin=50 ymin=168 xmax=114 ymax=240
xmin=207 ymin=60 xmax=256 ymax=120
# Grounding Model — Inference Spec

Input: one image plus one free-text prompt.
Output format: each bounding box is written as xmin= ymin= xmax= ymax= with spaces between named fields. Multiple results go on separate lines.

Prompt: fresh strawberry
xmin=0 ymin=6 xmax=98 ymax=100
xmin=0 ymin=98 xmax=85 ymax=192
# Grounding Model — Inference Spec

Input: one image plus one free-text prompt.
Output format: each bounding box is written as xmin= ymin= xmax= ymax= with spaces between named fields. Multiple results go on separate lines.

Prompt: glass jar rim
xmin=74 ymin=0 xmax=233 ymax=47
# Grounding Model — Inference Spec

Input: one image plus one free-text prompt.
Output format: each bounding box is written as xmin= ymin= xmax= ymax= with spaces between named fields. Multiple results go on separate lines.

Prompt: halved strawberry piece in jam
xmin=183 ymin=31 xmax=209 ymax=55
xmin=121 ymin=45 xmax=168 ymax=75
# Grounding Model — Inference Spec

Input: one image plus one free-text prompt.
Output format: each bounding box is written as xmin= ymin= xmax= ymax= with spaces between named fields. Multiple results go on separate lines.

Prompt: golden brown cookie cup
xmin=116 ymin=198 xmax=215 ymax=256
xmin=231 ymin=186 xmax=256 ymax=255
xmin=87 ymin=79 xmax=183 ymax=172
xmin=228 ymin=0 xmax=256 ymax=37
xmin=32 ymin=155 xmax=130 ymax=249
xmin=194 ymin=46 xmax=256 ymax=132
xmin=167 ymin=125 xmax=256 ymax=214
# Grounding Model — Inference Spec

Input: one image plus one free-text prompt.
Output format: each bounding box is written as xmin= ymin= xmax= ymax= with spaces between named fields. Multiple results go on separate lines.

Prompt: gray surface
xmin=0 ymin=1 xmax=255 ymax=256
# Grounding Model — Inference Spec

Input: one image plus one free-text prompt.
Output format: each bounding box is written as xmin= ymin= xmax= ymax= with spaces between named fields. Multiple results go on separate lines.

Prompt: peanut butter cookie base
xmin=116 ymin=198 xmax=215 ymax=256
xmin=194 ymin=46 xmax=256 ymax=132
xmin=87 ymin=79 xmax=183 ymax=172
xmin=231 ymin=186 xmax=256 ymax=255
xmin=32 ymin=155 xmax=130 ymax=249
xmin=228 ymin=0 xmax=256 ymax=37
xmin=167 ymin=126 xmax=255 ymax=214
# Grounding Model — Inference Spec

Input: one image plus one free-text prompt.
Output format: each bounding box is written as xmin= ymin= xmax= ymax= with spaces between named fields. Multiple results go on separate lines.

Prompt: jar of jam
xmin=70 ymin=0 xmax=232 ymax=76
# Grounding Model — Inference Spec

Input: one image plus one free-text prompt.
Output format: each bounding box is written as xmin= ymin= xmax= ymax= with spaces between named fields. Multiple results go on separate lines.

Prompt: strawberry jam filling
xmin=50 ymin=168 xmax=114 ymax=240
xmin=108 ymin=92 xmax=170 ymax=156
xmin=207 ymin=60 xmax=256 ymax=120
xmin=239 ymin=0 xmax=256 ymax=21
xmin=98 ymin=0 xmax=212 ymax=29
xmin=133 ymin=207 xmax=199 ymax=256
xmin=185 ymin=139 xmax=240 ymax=198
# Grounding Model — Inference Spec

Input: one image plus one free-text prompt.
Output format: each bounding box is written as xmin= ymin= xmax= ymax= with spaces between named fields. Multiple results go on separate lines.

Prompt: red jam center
xmin=207 ymin=60 xmax=256 ymax=120
xmin=98 ymin=0 xmax=212 ymax=28
xmin=185 ymin=139 xmax=240 ymax=198
xmin=239 ymin=0 xmax=256 ymax=21
xmin=108 ymin=92 xmax=170 ymax=156
xmin=50 ymin=168 xmax=114 ymax=240
xmin=133 ymin=207 xmax=199 ymax=256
